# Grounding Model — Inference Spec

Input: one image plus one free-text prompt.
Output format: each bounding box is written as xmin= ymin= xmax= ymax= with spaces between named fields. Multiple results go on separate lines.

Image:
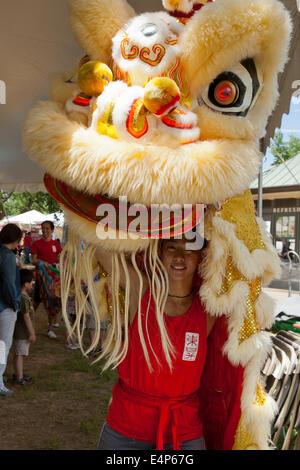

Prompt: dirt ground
xmin=1 ymin=304 xmax=117 ymax=450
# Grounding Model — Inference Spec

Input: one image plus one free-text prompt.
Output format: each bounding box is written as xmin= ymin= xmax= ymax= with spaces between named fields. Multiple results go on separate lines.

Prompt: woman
xmin=0 ymin=223 xmax=22 ymax=396
xmin=96 ymin=236 xmax=215 ymax=450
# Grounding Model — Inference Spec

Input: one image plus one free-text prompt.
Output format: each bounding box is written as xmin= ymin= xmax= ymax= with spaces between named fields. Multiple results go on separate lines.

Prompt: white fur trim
xmin=159 ymin=122 xmax=200 ymax=142
xmin=212 ymin=216 xmax=281 ymax=283
xmin=111 ymin=85 xmax=152 ymax=142
xmin=91 ymin=81 xmax=128 ymax=132
xmin=255 ymin=291 xmax=276 ymax=330
xmin=240 ymin=352 xmax=278 ymax=449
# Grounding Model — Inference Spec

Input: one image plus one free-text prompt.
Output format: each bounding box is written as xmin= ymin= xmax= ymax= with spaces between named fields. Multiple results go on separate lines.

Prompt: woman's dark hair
xmin=0 ymin=223 xmax=22 ymax=245
xmin=41 ymin=220 xmax=54 ymax=230
xmin=19 ymin=268 xmax=34 ymax=287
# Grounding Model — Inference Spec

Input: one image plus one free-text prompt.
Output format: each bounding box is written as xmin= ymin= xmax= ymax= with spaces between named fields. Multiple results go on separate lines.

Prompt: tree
xmin=270 ymin=130 xmax=300 ymax=165
xmin=0 ymin=191 xmax=61 ymax=217
xmin=0 ymin=191 xmax=12 ymax=220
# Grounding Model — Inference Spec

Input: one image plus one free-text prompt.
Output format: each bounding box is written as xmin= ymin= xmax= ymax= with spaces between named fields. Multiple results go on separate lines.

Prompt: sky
xmin=264 ymin=96 xmax=300 ymax=168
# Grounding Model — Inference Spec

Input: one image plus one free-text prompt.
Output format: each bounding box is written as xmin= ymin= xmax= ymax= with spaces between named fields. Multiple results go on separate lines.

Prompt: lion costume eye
xmin=199 ymin=58 xmax=262 ymax=116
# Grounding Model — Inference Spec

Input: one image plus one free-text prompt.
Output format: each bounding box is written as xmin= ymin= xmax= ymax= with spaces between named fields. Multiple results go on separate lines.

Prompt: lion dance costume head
xmin=23 ymin=0 xmax=292 ymax=450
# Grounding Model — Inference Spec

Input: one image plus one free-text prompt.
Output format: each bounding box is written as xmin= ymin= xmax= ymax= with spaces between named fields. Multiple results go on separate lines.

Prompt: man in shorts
xmin=13 ymin=269 xmax=36 ymax=385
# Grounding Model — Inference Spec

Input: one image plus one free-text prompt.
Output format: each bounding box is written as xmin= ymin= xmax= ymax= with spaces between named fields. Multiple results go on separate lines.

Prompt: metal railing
xmin=287 ymin=251 xmax=300 ymax=297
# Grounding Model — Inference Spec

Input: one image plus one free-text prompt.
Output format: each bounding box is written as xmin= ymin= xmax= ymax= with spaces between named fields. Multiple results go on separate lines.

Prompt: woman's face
xmin=160 ymin=239 xmax=201 ymax=283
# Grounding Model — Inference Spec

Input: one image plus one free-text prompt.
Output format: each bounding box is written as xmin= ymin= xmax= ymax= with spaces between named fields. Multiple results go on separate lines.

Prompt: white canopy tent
xmin=6 ymin=210 xmax=51 ymax=225
xmin=1 ymin=210 xmax=64 ymax=229
xmin=0 ymin=0 xmax=298 ymax=193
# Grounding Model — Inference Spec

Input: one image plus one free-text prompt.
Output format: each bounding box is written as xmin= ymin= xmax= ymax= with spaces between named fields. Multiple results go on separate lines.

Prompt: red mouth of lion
xmin=44 ymin=174 xmax=204 ymax=239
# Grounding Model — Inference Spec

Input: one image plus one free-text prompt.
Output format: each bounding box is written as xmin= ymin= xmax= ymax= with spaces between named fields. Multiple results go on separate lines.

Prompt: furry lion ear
xmin=180 ymin=0 xmax=292 ymax=93
xmin=68 ymin=0 xmax=136 ymax=64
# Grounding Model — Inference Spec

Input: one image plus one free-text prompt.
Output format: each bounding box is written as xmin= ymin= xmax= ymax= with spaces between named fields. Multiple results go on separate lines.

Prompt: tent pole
xmin=258 ymin=139 xmax=264 ymax=218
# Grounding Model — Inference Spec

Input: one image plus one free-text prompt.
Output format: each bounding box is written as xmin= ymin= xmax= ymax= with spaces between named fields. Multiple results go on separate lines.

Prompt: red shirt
xmin=31 ymin=238 xmax=62 ymax=264
xmin=107 ymin=289 xmax=207 ymax=449
xmin=31 ymin=238 xmax=62 ymax=279
xmin=23 ymin=235 xmax=32 ymax=248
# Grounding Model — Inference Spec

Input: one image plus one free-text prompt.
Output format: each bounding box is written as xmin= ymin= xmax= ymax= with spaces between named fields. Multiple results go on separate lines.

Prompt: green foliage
xmin=274 ymin=426 xmax=298 ymax=450
xmin=271 ymin=130 xmax=300 ymax=166
xmin=0 ymin=191 xmax=61 ymax=217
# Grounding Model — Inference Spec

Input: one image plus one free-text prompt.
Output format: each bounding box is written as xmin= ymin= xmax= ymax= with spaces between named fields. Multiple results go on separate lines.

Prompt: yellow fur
xmin=68 ymin=0 xmax=135 ymax=64
xmin=23 ymin=100 xmax=260 ymax=206
xmin=50 ymin=72 xmax=79 ymax=105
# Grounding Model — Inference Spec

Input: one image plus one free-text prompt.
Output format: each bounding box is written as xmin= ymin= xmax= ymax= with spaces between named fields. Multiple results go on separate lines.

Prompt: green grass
xmin=78 ymin=407 xmax=106 ymax=436
xmin=1 ymin=308 xmax=118 ymax=450
xmin=63 ymin=353 xmax=92 ymax=373
xmin=39 ymin=379 xmax=72 ymax=392
xmin=15 ymin=387 xmax=37 ymax=401
xmin=79 ymin=418 xmax=98 ymax=435
xmin=40 ymin=436 xmax=60 ymax=450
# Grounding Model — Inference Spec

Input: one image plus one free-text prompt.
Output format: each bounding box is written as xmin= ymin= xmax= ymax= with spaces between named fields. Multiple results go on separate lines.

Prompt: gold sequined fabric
xmin=217 ymin=257 xmax=261 ymax=344
xmin=254 ymin=379 xmax=267 ymax=407
xmin=239 ymin=278 xmax=261 ymax=344
xmin=218 ymin=190 xmax=265 ymax=253
xmin=215 ymin=190 xmax=266 ymax=344
xmin=232 ymin=381 xmax=267 ymax=449
xmin=217 ymin=256 xmax=246 ymax=296
xmin=232 ymin=415 xmax=259 ymax=450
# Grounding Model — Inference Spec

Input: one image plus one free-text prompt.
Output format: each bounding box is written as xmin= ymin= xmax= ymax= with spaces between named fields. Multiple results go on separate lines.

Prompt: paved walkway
xmin=263 ymin=287 xmax=292 ymax=307
xmin=269 ymin=259 xmax=300 ymax=292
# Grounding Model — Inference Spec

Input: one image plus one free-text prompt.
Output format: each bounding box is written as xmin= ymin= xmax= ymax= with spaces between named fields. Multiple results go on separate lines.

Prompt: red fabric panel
xmin=199 ymin=315 xmax=244 ymax=450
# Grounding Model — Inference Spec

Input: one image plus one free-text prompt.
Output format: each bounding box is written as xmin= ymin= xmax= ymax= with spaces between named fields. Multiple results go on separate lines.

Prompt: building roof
xmin=251 ymin=153 xmax=300 ymax=190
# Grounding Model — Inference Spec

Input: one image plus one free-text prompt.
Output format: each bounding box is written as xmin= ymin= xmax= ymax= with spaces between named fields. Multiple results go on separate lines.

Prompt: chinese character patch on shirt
xmin=182 ymin=332 xmax=199 ymax=361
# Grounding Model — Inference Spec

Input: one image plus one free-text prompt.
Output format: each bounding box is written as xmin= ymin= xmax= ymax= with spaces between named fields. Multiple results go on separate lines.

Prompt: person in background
xmin=65 ymin=297 xmax=80 ymax=350
xmin=0 ymin=223 xmax=22 ymax=397
xmin=23 ymin=232 xmax=33 ymax=265
xmin=13 ymin=247 xmax=24 ymax=269
xmin=12 ymin=269 xmax=36 ymax=386
xmin=31 ymin=221 xmax=62 ymax=339
xmin=86 ymin=314 xmax=108 ymax=357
